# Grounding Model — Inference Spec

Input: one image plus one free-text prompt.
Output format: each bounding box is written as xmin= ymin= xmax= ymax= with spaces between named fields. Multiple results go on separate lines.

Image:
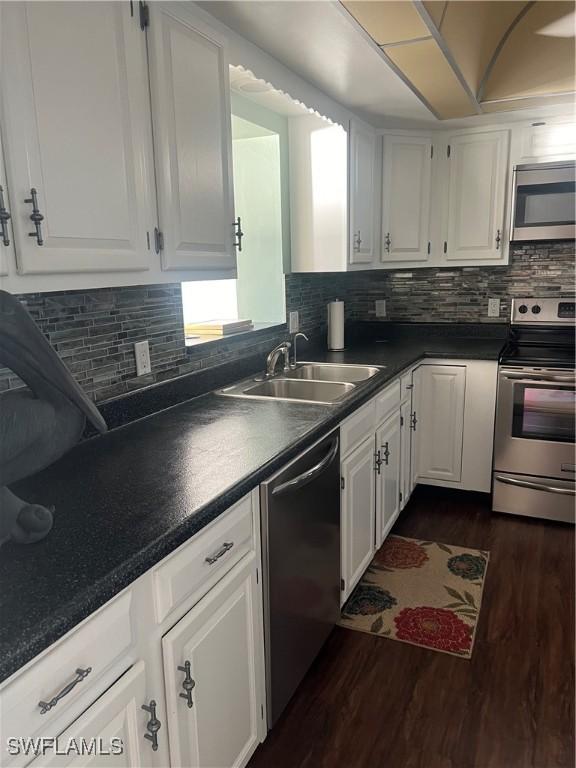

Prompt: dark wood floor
xmin=249 ymin=486 xmax=575 ymax=768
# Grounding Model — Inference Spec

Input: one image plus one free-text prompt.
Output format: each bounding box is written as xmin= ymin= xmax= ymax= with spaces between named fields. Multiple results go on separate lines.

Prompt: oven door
xmin=511 ymin=163 xmax=575 ymax=241
xmin=494 ymin=367 xmax=575 ymax=478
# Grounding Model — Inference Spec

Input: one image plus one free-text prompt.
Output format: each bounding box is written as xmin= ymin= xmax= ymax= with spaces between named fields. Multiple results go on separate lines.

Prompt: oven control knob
xmin=518 ymin=304 xmax=528 ymax=314
xmin=531 ymin=304 xmax=541 ymax=314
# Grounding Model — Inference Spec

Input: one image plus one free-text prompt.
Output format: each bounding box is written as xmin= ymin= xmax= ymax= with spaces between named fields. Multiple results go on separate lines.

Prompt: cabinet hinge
xmin=146 ymin=231 xmax=151 ymax=250
xmin=261 ymin=704 xmax=264 ymax=720
xmin=256 ymin=568 xmax=259 ymax=585
xmin=447 ymin=144 xmax=451 ymax=158
xmin=154 ymin=227 xmax=164 ymax=254
xmin=139 ymin=1 xmax=149 ymax=30
xmin=400 ymin=415 xmax=404 ymax=427
xmin=340 ymin=477 xmax=345 ymax=490
xmin=430 ymin=145 xmax=434 ymax=159
xmin=399 ymin=491 xmax=403 ymax=502
xmin=340 ymin=578 xmax=345 ymax=592
xmin=443 ymin=241 xmax=447 ymax=254
xmin=427 ymin=241 xmax=431 ymax=255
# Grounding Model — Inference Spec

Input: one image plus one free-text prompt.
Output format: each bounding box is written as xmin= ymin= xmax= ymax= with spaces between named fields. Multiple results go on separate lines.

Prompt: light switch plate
xmin=288 ymin=311 xmax=299 ymax=333
xmin=134 ymin=340 xmax=151 ymax=376
xmin=375 ymin=300 xmax=387 ymax=318
xmin=488 ymin=298 xmax=501 ymax=318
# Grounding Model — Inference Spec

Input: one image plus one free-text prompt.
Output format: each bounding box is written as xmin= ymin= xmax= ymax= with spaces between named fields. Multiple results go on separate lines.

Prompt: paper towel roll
xmin=327 ymin=300 xmax=345 ymax=351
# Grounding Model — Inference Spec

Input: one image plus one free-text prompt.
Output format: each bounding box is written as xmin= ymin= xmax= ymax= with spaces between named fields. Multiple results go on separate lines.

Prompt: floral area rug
xmin=340 ymin=535 xmax=489 ymax=658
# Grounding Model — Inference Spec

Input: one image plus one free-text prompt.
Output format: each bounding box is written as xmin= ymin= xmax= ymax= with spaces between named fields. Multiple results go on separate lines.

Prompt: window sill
xmin=185 ymin=321 xmax=287 ymax=351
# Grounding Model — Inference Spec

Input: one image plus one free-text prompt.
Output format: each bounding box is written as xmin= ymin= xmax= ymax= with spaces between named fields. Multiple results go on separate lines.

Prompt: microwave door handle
xmin=495 ymin=475 xmax=576 ymax=496
xmin=272 ymin=438 xmax=339 ymax=497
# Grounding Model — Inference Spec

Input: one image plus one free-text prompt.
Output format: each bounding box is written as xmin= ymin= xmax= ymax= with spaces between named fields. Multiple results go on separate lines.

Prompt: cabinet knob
xmin=177 ymin=660 xmax=196 ymax=708
xmin=24 ymin=187 xmax=44 ymax=246
xmin=142 ymin=699 xmax=161 ymax=751
xmin=0 ymin=185 xmax=11 ymax=247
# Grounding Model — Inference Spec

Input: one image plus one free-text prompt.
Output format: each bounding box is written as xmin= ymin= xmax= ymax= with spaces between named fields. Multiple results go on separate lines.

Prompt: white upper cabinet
xmin=1 ymin=2 xmax=156 ymax=276
xmin=443 ymin=130 xmax=510 ymax=263
xmin=381 ymin=134 xmax=432 ymax=263
xmin=520 ymin=119 xmax=576 ymax=162
xmin=148 ymin=3 xmax=237 ymax=273
xmin=349 ymin=120 xmax=379 ymax=265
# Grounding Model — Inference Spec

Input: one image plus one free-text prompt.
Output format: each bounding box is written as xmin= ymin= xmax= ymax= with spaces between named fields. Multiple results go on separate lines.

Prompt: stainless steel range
xmin=493 ymin=298 xmax=575 ymax=523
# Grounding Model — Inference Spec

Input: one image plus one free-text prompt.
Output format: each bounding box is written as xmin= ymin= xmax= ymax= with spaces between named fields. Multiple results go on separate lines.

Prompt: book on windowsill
xmin=185 ymin=319 xmax=254 ymax=337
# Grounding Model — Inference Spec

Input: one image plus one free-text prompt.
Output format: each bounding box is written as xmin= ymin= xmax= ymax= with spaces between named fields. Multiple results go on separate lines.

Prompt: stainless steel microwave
xmin=511 ymin=160 xmax=575 ymax=242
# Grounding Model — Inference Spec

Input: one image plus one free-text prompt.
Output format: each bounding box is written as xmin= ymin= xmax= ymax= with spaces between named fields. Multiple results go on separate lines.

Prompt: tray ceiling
xmin=342 ymin=0 xmax=576 ymax=118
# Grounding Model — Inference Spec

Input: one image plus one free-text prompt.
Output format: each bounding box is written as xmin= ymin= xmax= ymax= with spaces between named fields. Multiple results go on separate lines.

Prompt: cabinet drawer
xmin=375 ymin=380 xmax=401 ymax=424
xmin=340 ymin=399 xmax=376 ymax=457
xmin=400 ymin=372 xmax=413 ymax=402
xmin=1 ymin=591 xmax=134 ymax=766
xmin=153 ymin=493 xmax=254 ymax=623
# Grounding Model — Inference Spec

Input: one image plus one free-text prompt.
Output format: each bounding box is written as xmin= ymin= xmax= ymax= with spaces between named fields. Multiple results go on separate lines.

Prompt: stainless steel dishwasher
xmin=261 ymin=429 xmax=340 ymax=727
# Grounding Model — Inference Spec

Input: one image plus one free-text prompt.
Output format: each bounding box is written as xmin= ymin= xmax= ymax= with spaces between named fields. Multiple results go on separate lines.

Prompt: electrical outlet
xmin=488 ymin=298 xmax=501 ymax=318
xmin=375 ymin=300 xmax=387 ymax=318
xmin=288 ymin=311 xmax=299 ymax=333
xmin=134 ymin=340 xmax=151 ymax=376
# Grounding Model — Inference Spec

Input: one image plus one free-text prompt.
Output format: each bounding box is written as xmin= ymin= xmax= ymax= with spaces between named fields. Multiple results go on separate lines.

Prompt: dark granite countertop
xmin=0 ymin=328 xmax=505 ymax=683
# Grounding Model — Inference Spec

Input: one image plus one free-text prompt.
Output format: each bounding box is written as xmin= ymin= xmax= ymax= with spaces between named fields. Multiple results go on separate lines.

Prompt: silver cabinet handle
xmin=495 ymin=475 xmax=576 ymax=496
xmin=25 ymin=187 xmax=44 ymax=245
xmin=0 ymin=185 xmax=11 ymax=246
xmin=177 ymin=660 xmax=196 ymax=708
xmin=384 ymin=232 xmax=391 ymax=252
xmin=353 ymin=230 xmax=362 ymax=252
xmin=496 ymin=229 xmax=501 ymax=249
xmin=272 ymin=437 xmax=339 ymax=497
xmin=233 ymin=217 xmax=244 ymax=251
xmin=381 ymin=441 xmax=390 ymax=466
xmin=142 ymin=699 xmax=161 ymax=751
xmin=38 ymin=667 xmax=92 ymax=714
xmin=410 ymin=412 xmax=417 ymax=431
xmin=205 ymin=541 xmax=234 ymax=565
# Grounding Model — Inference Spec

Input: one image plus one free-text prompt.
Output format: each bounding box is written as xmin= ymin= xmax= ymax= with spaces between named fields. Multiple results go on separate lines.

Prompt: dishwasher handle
xmin=272 ymin=437 xmax=339 ymax=497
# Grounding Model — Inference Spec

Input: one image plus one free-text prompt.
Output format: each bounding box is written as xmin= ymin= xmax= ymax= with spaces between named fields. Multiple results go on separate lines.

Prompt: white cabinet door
xmin=520 ymin=120 xmax=576 ymax=162
xmin=381 ymin=135 xmax=432 ymax=263
xmin=400 ymin=400 xmax=413 ymax=511
xmin=349 ymin=120 xmax=378 ymax=265
xmin=148 ymin=3 xmax=236 ymax=273
xmin=414 ymin=365 xmax=466 ymax=483
xmin=376 ymin=410 xmax=401 ymax=547
xmin=30 ymin=661 xmax=152 ymax=768
xmin=341 ymin=435 xmax=376 ymax=602
xmin=162 ymin=554 xmax=263 ymax=768
xmin=0 ymin=141 xmax=14 ymax=277
xmin=444 ymin=130 xmax=509 ymax=262
xmin=1 ymin=2 xmax=156 ymax=275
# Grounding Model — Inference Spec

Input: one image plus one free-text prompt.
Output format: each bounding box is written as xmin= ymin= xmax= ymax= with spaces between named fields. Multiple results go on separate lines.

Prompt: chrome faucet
xmin=290 ymin=332 xmax=309 ymax=369
xmin=265 ymin=342 xmax=291 ymax=378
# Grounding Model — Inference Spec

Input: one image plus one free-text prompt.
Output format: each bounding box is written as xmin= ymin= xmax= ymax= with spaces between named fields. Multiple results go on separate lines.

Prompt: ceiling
xmin=200 ymin=0 xmax=576 ymax=127
xmin=342 ymin=0 xmax=576 ymax=119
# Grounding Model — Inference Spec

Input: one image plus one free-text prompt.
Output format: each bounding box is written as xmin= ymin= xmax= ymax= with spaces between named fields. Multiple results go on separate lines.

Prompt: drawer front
xmin=340 ymin=399 xmax=377 ymax=457
xmin=375 ymin=380 xmax=401 ymax=425
xmin=153 ymin=493 xmax=254 ymax=623
xmin=1 ymin=591 xmax=134 ymax=766
xmin=400 ymin=372 xmax=413 ymax=402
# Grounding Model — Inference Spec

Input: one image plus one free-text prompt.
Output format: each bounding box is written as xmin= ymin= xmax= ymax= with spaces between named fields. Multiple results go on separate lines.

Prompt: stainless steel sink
xmin=286 ymin=362 xmax=383 ymax=383
xmin=218 ymin=377 xmax=355 ymax=404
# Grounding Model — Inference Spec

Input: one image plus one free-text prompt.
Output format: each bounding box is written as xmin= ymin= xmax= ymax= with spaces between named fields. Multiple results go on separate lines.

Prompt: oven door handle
xmin=501 ymin=373 xmax=575 ymax=384
xmin=495 ymin=475 xmax=576 ymax=496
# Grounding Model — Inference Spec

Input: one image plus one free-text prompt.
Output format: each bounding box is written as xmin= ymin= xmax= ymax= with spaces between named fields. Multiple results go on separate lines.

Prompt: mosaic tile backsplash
xmin=0 ymin=242 xmax=573 ymax=403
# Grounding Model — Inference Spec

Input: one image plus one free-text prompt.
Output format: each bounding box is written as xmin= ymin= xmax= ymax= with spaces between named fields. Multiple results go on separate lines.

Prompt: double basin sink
xmin=217 ymin=362 xmax=384 ymax=405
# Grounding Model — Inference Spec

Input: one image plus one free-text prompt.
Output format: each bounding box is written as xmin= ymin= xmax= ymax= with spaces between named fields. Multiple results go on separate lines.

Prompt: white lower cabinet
xmin=30 ymin=662 xmax=152 ymax=768
xmin=162 ymin=554 xmax=264 ymax=768
xmin=340 ymin=436 xmax=376 ymax=603
xmin=413 ymin=365 xmax=466 ymax=483
xmin=375 ymin=410 xmax=401 ymax=547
